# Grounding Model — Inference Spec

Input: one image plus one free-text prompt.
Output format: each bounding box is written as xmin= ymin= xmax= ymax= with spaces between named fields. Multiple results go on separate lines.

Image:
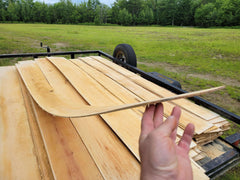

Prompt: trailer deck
xmin=0 ymin=49 xmax=239 ymax=179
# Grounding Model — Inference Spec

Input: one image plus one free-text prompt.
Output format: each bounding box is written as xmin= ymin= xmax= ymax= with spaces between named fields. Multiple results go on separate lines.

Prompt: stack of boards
xmin=0 ymin=56 xmax=230 ymax=179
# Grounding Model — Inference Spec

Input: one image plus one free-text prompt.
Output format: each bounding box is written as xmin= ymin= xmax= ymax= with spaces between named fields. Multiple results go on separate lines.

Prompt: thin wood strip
xmin=81 ymin=57 xmax=215 ymax=134
xmin=93 ymin=56 xmax=219 ymax=121
xmin=36 ymin=58 xmax=141 ymax=179
xmin=0 ymin=66 xmax=41 ymax=179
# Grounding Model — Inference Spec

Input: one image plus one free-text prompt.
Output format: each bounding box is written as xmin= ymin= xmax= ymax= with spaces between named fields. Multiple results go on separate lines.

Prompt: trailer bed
xmin=0 ymin=55 xmax=239 ymax=179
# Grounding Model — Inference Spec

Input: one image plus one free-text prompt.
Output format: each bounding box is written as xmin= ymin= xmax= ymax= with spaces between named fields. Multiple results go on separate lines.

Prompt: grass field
xmin=0 ymin=23 xmax=239 ymax=179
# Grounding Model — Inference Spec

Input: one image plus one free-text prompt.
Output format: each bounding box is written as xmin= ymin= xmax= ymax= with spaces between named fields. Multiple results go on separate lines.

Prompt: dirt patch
xmin=52 ymin=42 xmax=69 ymax=50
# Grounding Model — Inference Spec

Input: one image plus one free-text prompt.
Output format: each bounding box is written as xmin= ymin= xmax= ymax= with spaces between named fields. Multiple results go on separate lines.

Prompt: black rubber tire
xmin=113 ymin=44 xmax=137 ymax=67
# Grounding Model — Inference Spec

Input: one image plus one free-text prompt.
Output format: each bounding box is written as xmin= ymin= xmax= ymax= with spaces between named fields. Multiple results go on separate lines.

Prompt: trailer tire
xmin=113 ymin=44 xmax=137 ymax=67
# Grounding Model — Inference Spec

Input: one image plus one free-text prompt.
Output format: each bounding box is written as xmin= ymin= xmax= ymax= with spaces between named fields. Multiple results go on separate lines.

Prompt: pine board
xmin=0 ymin=66 xmax=41 ymax=179
xmin=19 ymin=75 xmax=54 ymax=180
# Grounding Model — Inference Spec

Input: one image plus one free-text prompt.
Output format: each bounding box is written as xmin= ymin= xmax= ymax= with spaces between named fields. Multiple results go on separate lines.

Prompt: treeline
xmin=0 ymin=0 xmax=240 ymax=27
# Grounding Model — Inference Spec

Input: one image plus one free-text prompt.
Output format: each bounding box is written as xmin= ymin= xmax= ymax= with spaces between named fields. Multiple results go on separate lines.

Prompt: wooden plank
xmin=20 ymin=81 xmax=103 ymax=180
xmin=93 ymin=56 xmax=219 ymax=121
xmin=80 ymin=57 xmax=214 ymax=134
xmin=19 ymin=75 xmax=54 ymax=180
xmin=36 ymin=58 xmax=141 ymax=179
xmin=0 ymin=66 xmax=41 ymax=179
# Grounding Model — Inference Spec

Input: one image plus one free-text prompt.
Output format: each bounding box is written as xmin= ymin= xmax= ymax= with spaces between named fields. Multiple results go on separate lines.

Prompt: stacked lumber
xmin=0 ymin=56 xmax=230 ymax=179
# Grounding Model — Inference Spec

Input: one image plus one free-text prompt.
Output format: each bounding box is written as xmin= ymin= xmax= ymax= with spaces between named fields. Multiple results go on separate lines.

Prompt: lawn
xmin=0 ymin=23 xmax=239 ymax=179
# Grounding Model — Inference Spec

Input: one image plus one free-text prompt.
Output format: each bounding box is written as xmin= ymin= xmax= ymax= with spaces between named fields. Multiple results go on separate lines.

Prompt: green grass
xmin=0 ymin=23 xmax=239 ymax=179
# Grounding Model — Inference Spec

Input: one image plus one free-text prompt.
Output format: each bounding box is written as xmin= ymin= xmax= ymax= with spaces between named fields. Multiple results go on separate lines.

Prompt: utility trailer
xmin=0 ymin=44 xmax=239 ymax=179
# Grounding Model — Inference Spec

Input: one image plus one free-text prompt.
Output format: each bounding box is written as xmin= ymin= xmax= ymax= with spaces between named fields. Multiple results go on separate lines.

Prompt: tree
xmin=128 ymin=0 xmax=144 ymax=24
xmin=118 ymin=8 xmax=132 ymax=25
xmin=32 ymin=1 xmax=48 ymax=23
xmin=21 ymin=0 xmax=34 ymax=22
xmin=87 ymin=0 xmax=100 ymax=22
xmin=156 ymin=0 xmax=176 ymax=26
xmin=195 ymin=3 xmax=216 ymax=27
xmin=175 ymin=0 xmax=192 ymax=26
xmin=7 ymin=2 xmax=18 ymax=21
xmin=137 ymin=6 xmax=154 ymax=25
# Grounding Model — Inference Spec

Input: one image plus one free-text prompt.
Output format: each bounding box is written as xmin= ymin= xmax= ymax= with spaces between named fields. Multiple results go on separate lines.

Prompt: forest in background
xmin=0 ymin=0 xmax=240 ymax=27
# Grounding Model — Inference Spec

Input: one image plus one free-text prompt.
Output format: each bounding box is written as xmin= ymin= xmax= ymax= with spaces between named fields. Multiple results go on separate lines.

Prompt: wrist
xmin=140 ymin=164 xmax=178 ymax=180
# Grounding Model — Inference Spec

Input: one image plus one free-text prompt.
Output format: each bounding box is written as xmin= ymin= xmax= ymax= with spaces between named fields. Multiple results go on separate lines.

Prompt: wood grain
xmin=0 ymin=66 xmax=41 ymax=179
xmin=93 ymin=56 xmax=219 ymax=121
xmin=81 ymin=57 xmax=220 ymax=134
xmin=26 ymin=89 xmax=103 ymax=180
xmin=36 ymin=58 xmax=141 ymax=179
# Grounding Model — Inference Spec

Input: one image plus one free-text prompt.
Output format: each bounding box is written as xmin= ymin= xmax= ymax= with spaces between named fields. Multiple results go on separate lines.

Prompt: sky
xmin=36 ymin=0 xmax=116 ymax=6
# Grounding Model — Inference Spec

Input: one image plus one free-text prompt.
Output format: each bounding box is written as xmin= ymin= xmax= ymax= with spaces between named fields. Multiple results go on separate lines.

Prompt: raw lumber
xmin=71 ymin=58 xmax=145 ymax=116
xmin=80 ymin=57 xmax=215 ymax=134
xmin=92 ymin=56 xmax=218 ymax=121
xmin=16 ymin=59 xmax=223 ymax=123
xmin=22 ymin=86 xmax=104 ymax=180
xmin=19 ymin=75 xmax=54 ymax=180
xmin=36 ymin=58 xmax=141 ymax=179
xmin=47 ymin=57 xmax=142 ymax=159
xmin=47 ymin=57 xmax=208 ymax=179
xmin=0 ymin=66 xmax=41 ymax=179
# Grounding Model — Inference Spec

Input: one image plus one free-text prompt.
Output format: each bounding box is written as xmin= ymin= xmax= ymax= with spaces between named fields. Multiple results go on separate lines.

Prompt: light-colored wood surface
xmin=0 ymin=66 xmax=41 ymax=179
xmin=81 ymin=57 xmax=215 ymax=134
xmin=48 ymin=57 xmax=209 ymax=179
xmin=1 ymin=55 xmax=229 ymax=179
xmin=27 ymin=91 xmax=103 ymax=180
xmin=93 ymin=56 xmax=218 ymax=121
xmin=48 ymin=57 xmax=142 ymax=159
xmin=19 ymin=75 xmax=54 ymax=180
xmin=36 ymin=58 xmax=141 ymax=179
xmin=16 ymin=58 xmax=223 ymax=124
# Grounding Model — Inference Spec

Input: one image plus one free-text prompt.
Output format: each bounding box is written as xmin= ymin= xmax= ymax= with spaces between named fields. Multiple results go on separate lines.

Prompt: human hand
xmin=139 ymin=103 xmax=195 ymax=180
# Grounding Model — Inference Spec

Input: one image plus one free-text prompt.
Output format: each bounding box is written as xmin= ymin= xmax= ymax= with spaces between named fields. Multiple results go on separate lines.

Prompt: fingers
xmin=170 ymin=106 xmax=181 ymax=141
xmin=156 ymin=106 xmax=181 ymax=137
xmin=140 ymin=105 xmax=155 ymax=141
xmin=153 ymin=103 xmax=164 ymax=128
xmin=178 ymin=123 xmax=195 ymax=153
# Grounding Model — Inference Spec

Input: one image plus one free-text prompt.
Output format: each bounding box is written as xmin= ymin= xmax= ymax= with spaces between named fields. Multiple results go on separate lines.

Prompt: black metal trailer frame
xmin=1 ymin=49 xmax=240 ymax=179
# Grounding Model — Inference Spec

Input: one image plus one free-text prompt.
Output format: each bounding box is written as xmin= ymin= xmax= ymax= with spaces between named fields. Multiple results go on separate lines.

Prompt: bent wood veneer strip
xmin=16 ymin=60 xmax=224 ymax=120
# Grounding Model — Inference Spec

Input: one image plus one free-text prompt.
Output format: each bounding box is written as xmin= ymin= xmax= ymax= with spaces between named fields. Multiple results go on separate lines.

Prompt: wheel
xmin=113 ymin=44 xmax=137 ymax=67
